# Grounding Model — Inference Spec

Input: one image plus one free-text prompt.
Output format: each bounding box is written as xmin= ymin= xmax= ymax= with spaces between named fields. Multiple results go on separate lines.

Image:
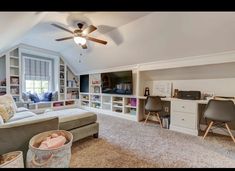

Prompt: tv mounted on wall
xmin=80 ymin=74 xmax=89 ymax=93
xmin=101 ymin=70 xmax=133 ymax=95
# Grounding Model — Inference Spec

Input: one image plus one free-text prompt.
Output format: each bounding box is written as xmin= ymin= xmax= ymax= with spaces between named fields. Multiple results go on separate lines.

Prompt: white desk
xmin=138 ymin=96 xmax=209 ymax=104
xmin=138 ymin=96 xmax=209 ymax=136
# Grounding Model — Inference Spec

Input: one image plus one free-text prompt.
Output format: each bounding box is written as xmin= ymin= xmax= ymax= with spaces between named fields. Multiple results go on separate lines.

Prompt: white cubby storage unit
xmin=80 ymin=94 xmax=138 ymax=121
xmin=80 ymin=93 xmax=90 ymax=107
xmin=79 ymin=72 xmax=139 ymax=121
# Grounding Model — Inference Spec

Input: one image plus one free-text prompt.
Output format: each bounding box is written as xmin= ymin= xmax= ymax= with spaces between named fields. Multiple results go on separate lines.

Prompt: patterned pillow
xmin=0 ymin=104 xmax=15 ymax=122
xmin=0 ymin=94 xmax=17 ymax=114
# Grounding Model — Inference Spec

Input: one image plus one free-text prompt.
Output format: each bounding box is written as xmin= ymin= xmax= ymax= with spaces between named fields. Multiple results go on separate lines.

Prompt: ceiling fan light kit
xmin=74 ymin=36 xmax=86 ymax=45
xmin=52 ymin=22 xmax=108 ymax=49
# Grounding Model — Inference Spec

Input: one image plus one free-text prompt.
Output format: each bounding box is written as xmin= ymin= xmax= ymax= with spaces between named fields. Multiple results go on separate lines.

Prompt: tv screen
xmin=80 ymin=74 xmax=89 ymax=93
xmin=101 ymin=70 xmax=133 ymax=95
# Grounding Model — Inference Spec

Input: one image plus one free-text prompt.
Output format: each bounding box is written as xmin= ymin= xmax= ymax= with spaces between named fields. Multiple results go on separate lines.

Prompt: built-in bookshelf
xmin=0 ymin=55 xmax=7 ymax=96
xmin=66 ymin=67 xmax=79 ymax=100
xmin=59 ymin=58 xmax=66 ymax=100
xmin=9 ymin=48 xmax=20 ymax=102
xmin=79 ymin=72 xmax=138 ymax=121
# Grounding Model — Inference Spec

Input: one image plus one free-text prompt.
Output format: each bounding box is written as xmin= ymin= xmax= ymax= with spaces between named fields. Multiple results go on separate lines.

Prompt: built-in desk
xmin=138 ymin=96 xmax=209 ymax=136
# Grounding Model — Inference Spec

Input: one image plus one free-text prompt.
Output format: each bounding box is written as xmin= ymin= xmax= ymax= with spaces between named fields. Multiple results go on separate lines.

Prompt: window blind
xmin=24 ymin=58 xmax=50 ymax=80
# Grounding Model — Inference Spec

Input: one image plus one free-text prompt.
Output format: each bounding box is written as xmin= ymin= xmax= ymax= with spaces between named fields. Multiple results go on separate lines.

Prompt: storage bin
xmin=162 ymin=115 xmax=170 ymax=129
xmin=0 ymin=151 xmax=24 ymax=168
xmin=26 ymin=130 xmax=73 ymax=168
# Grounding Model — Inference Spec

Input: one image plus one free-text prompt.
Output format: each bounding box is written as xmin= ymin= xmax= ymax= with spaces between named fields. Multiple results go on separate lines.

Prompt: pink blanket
xmin=39 ymin=133 xmax=66 ymax=149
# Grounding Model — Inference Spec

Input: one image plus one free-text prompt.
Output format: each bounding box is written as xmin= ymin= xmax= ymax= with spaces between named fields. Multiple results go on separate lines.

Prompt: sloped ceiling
xmin=1 ymin=12 xmax=235 ymax=74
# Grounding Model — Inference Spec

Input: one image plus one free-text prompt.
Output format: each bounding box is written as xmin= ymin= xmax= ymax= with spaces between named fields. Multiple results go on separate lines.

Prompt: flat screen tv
xmin=80 ymin=74 xmax=89 ymax=93
xmin=101 ymin=70 xmax=133 ymax=95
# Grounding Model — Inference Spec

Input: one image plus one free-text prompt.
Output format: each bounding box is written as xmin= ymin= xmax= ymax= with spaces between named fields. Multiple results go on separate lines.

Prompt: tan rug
xmin=70 ymin=113 xmax=235 ymax=168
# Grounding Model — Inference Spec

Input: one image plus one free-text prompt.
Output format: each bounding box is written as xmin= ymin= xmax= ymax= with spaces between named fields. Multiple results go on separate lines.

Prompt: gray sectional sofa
xmin=0 ymin=107 xmax=99 ymax=163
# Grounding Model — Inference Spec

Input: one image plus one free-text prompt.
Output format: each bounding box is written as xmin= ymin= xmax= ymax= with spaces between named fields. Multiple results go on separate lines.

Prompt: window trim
xmin=22 ymin=56 xmax=53 ymax=93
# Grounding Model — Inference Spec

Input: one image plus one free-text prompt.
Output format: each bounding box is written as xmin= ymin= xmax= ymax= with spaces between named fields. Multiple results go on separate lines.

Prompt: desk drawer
xmin=171 ymin=100 xmax=197 ymax=114
xmin=171 ymin=112 xmax=196 ymax=129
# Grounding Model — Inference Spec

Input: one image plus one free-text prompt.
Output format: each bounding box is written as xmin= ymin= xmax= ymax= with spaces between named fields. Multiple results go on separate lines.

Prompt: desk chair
xmin=144 ymin=96 xmax=163 ymax=128
xmin=203 ymin=99 xmax=235 ymax=143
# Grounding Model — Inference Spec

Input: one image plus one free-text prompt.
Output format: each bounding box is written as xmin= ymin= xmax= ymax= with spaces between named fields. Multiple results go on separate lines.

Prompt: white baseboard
xmin=200 ymin=124 xmax=235 ymax=136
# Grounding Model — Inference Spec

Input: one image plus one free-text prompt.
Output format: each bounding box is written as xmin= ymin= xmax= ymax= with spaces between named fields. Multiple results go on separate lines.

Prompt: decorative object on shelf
xmin=10 ymin=77 xmax=19 ymax=84
xmin=153 ymin=81 xmax=172 ymax=97
xmin=144 ymin=87 xmax=150 ymax=96
xmin=73 ymin=77 xmax=79 ymax=87
xmin=130 ymin=98 xmax=137 ymax=107
xmin=60 ymin=73 xmax=64 ymax=79
xmin=94 ymin=86 xmax=100 ymax=93
xmin=0 ymin=79 xmax=6 ymax=86
xmin=173 ymin=89 xmax=179 ymax=98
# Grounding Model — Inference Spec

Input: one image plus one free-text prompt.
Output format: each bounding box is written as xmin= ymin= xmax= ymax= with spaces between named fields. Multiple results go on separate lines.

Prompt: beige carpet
xmin=70 ymin=113 xmax=235 ymax=168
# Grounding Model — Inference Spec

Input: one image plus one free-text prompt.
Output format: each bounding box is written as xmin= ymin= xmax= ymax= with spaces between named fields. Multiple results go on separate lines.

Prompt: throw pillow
xmin=29 ymin=93 xmax=40 ymax=103
xmin=41 ymin=92 xmax=52 ymax=102
xmin=51 ymin=91 xmax=58 ymax=101
xmin=22 ymin=92 xmax=30 ymax=102
xmin=0 ymin=94 xmax=17 ymax=114
xmin=0 ymin=104 xmax=15 ymax=122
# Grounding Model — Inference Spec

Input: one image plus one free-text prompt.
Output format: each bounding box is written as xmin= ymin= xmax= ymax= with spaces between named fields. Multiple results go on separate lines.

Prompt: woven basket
xmin=26 ymin=130 xmax=73 ymax=168
xmin=0 ymin=151 xmax=24 ymax=168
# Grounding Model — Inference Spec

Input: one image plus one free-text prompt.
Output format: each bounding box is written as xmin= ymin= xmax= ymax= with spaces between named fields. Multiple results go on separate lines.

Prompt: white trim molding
xmin=138 ymin=50 xmax=235 ymax=71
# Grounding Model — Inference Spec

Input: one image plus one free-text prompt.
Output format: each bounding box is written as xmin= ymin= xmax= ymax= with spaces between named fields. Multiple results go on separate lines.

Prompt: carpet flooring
xmin=70 ymin=113 xmax=235 ymax=168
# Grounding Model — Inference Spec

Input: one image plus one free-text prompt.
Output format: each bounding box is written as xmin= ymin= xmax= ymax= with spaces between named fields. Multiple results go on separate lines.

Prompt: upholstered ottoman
xmin=42 ymin=108 xmax=99 ymax=142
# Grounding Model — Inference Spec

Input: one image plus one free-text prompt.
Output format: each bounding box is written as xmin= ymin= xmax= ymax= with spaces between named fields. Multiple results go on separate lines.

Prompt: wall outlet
xmin=164 ymin=107 xmax=169 ymax=113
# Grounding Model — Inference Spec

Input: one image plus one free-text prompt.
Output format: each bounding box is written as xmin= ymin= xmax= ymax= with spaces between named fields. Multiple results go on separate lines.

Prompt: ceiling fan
xmin=51 ymin=23 xmax=107 ymax=49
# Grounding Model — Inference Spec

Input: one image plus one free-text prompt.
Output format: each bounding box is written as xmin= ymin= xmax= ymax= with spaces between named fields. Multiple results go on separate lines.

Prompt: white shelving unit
xmin=79 ymin=72 xmax=139 ymax=121
xmin=0 ymin=55 xmax=7 ymax=96
xmin=8 ymin=48 xmax=21 ymax=102
xmin=59 ymin=58 xmax=66 ymax=100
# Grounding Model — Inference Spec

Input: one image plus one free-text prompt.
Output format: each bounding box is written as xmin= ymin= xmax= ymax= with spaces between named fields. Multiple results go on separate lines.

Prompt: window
xmin=26 ymin=80 xmax=49 ymax=94
xmin=23 ymin=57 xmax=52 ymax=94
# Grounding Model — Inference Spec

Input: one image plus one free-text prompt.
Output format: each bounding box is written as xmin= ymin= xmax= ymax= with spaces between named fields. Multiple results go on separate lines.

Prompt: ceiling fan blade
xmin=51 ymin=23 xmax=74 ymax=34
xmin=81 ymin=44 xmax=88 ymax=49
xmin=86 ymin=36 xmax=107 ymax=45
xmin=82 ymin=25 xmax=97 ymax=36
xmin=55 ymin=36 xmax=74 ymax=41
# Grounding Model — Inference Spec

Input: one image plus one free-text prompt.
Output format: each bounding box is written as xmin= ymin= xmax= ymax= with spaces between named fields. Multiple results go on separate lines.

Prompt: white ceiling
xmin=1 ymin=12 xmax=235 ymax=74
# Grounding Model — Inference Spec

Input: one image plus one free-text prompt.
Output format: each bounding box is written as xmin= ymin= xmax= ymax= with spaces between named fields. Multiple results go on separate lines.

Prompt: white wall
xmin=139 ymin=62 xmax=235 ymax=97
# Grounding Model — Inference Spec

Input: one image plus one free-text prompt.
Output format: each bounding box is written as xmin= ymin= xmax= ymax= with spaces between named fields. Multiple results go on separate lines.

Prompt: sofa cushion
xmin=22 ymin=92 xmax=30 ymax=102
xmin=42 ymin=108 xmax=97 ymax=130
xmin=51 ymin=91 xmax=58 ymax=101
xmin=7 ymin=111 xmax=37 ymax=123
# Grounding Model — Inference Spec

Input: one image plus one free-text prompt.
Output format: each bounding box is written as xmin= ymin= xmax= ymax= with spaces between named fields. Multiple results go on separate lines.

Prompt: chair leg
xmin=203 ymin=121 xmax=214 ymax=139
xmin=225 ymin=123 xmax=235 ymax=143
xmin=156 ymin=113 xmax=163 ymax=128
xmin=144 ymin=112 xmax=151 ymax=125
